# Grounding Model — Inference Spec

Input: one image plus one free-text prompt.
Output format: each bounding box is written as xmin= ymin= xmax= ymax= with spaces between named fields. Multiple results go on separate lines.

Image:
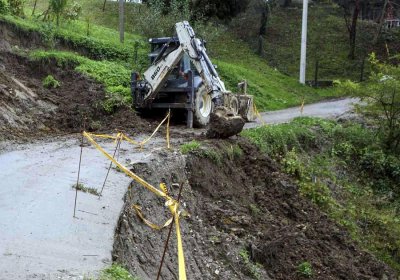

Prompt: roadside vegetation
xmin=242 ymin=114 xmax=400 ymax=270
xmin=98 ymin=264 xmax=137 ymax=280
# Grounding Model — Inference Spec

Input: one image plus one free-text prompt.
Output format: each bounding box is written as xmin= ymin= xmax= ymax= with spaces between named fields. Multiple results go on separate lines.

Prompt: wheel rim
xmin=199 ymin=93 xmax=212 ymax=118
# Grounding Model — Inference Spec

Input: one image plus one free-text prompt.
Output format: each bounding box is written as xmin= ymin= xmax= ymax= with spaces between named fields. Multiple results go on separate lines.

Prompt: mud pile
xmin=113 ymin=139 xmax=397 ymax=280
xmin=0 ymin=52 xmax=151 ymax=140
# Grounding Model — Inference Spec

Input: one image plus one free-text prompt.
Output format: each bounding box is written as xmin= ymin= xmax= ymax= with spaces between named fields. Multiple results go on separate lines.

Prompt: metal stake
xmin=99 ymin=136 xmax=122 ymax=198
xmin=156 ymin=182 xmax=184 ymax=280
xmin=73 ymin=119 xmax=85 ymax=218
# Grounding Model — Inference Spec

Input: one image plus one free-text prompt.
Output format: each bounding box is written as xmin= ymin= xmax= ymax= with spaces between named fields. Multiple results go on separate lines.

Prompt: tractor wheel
xmin=193 ymin=85 xmax=212 ymax=127
xmin=229 ymin=95 xmax=239 ymax=115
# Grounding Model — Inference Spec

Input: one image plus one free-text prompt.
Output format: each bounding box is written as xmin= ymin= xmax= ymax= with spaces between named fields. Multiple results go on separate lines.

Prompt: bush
xmin=42 ymin=75 xmax=60 ymax=88
xmin=64 ymin=1 xmax=82 ymax=21
xmin=8 ymin=0 xmax=24 ymax=16
xmin=0 ymin=0 xmax=9 ymax=14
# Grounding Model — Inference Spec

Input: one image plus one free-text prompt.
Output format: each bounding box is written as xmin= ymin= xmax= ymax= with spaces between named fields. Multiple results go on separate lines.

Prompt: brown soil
xmin=0 ymin=52 xmax=153 ymax=141
xmin=113 ymin=138 xmax=397 ymax=280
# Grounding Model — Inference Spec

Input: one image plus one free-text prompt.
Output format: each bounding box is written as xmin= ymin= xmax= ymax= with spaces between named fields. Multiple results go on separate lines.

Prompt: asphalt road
xmin=245 ymin=98 xmax=359 ymax=128
xmin=0 ymin=136 xmax=162 ymax=279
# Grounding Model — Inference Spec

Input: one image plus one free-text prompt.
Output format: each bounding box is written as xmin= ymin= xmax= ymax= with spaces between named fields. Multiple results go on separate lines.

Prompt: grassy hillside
xmin=1 ymin=0 xmax=346 ymax=112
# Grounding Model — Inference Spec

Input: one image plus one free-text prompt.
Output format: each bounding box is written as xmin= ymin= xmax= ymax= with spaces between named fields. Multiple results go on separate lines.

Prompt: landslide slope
xmin=113 ymin=139 xmax=397 ymax=280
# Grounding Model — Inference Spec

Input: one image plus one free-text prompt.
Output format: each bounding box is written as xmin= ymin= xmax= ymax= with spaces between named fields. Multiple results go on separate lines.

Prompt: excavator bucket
xmin=206 ymin=107 xmax=245 ymax=138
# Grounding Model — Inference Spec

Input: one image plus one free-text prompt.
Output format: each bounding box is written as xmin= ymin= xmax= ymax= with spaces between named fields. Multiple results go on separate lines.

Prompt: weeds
xmin=99 ymin=264 xmax=137 ymax=280
xmin=200 ymin=149 xmax=223 ymax=166
xmin=297 ymin=261 xmax=313 ymax=278
xmin=249 ymin=203 xmax=261 ymax=216
xmin=72 ymin=183 xmax=99 ymax=196
xmin=42 ymin=75 xmax=60 ymax=89
xmin=239 ymin=248 xmax=263 ymax=280
xmin=180 ymin=140 xmax=201 ymax=154
xmin=225 ymin=144 xmax=243 ymax=160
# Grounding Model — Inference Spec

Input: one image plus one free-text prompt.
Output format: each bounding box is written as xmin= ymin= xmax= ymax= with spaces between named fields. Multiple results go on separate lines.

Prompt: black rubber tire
xmin=193 ymin=85 xmax=212 ymax=127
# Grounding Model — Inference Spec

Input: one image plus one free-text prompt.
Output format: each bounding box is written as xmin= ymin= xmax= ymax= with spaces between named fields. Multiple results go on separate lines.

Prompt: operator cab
xmin=148 ymin=37 xmax=203 ymax=92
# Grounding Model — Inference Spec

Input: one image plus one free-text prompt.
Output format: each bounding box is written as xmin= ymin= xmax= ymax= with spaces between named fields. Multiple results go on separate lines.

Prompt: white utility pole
xmin=299 ymin=0 xmax=308 ymax=84
xmin=119 ymin=0 xmax=125 ymax=43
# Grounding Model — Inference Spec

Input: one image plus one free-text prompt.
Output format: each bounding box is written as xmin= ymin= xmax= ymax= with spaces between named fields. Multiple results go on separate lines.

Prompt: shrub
xmin=8 ymin=0 xmax=24 ymax=17
xmin=49 ymin=0 xmax=68 ymax=26
xmin=0 ymin=0 xmax=9 ymax=14
xmin=64 ymin=1 xmax=82 ymax=21
xmin=42 ymin=75 xmax=60 ymax=88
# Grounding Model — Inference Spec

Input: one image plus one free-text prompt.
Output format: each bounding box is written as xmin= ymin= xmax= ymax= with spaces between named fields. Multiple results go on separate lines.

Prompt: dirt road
xmin=245 ymin=98 xmax=359 ymax=128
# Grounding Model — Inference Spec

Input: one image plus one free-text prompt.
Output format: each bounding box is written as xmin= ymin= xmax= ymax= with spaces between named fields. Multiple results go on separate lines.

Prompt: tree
xmin=342 ymin=0 xmax=361 ymax=59
xmin=339 ymin=54 xmax=400 ymax=153
xmin=49 ymin=0 xmax=68 ymax=26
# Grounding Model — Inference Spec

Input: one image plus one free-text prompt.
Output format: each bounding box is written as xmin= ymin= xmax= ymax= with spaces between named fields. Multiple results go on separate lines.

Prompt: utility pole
xmin=299 ymin=0 xmax=308 ymax=84
xmin=119 ymin=0 xmax=125 ymax=43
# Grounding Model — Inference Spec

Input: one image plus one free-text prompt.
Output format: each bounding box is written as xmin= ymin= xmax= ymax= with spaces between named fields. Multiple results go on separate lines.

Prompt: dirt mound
xmin=112 ymin=138 xmax=397 ymax=280
xmin=0 ymin=52 xmax=152 ymax=140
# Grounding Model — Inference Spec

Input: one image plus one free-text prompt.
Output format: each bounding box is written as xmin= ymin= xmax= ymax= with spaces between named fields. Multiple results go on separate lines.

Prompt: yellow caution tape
xmin=132 ymin=204 xmax=173 ymax=230
xmin=85 ymin=110 xmax=171 ymax=149
xmin=300 ymin=96 xmax=305 ymax=114
xmin=82 ymin=131 xmax=187 ymax=280
xmin=84 ymin=131 xmax=170 ymax=199
xmin=140 ymin=111 xmax=170 ymax=147
xmin=253 ymin=103 xmax=266 ymax=125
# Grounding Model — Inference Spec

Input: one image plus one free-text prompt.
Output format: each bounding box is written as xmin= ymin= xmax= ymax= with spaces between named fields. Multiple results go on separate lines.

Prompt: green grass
xmin=297 ymin=261 xmax=313 ymax=278
xmin=30 ymin=50 xmax=132 ymax=112
xmin=72 ymin=183 xmax=100 ymax=196
xmin=99 ymin=264 xmax=138 ymax=280
xmin=42 ymin=74 xmax=60 ymax=88
xmin=215 ymin=59 xmax=343 ymax=111
xmin=260 ymin=5 xmax=372 ymax=81
xmin=180 ymin=140 xmax=201 ymax=154
xmin=239 ymin=248 xmax=263 ymax=280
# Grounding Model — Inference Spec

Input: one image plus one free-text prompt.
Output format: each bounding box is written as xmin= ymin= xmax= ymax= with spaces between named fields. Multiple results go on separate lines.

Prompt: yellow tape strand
xmin=86 ymin=111 xmax=171 ymax=149
xmin=141 ymin=111 xmax=170 ymax=146
xmin=253 ymin=103 xmax=266 ymax=125
xmin=83 ymin=131 xmax=169 ymax=199
xmin=83 ymin=131 xmax=187 ymax=279
xmin=300 ymin=96 xmax=305 ymax=114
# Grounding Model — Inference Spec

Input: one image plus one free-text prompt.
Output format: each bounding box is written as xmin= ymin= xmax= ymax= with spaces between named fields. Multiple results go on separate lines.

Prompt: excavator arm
xmin=131 ymin=21 xmax=255 ymax=134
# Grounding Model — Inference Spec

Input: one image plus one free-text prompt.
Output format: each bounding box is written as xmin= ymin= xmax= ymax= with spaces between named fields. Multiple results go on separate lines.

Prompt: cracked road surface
xmin=0 ymin=136 xmax=161 ymax=279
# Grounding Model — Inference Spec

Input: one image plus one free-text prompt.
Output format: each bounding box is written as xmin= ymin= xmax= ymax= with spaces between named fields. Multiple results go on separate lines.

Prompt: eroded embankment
xmin=112 ymin=139 xmax=397 ymax=280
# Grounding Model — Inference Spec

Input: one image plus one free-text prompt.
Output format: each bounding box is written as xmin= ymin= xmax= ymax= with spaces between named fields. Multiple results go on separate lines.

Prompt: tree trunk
xmin=257 ymin=2 xmax=269 ymax=56
xmin=102 ymin=0 xmax=107 ymax=12
xmin=119 ymin=0 xmax=125 ymax=43
xmin=32 ymin=0 xmax=38 ymax=16
xmin=348 ymin=0 xmax=360 ymax=60
xmin=373 ymin=0 xmax=389 ymax=45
